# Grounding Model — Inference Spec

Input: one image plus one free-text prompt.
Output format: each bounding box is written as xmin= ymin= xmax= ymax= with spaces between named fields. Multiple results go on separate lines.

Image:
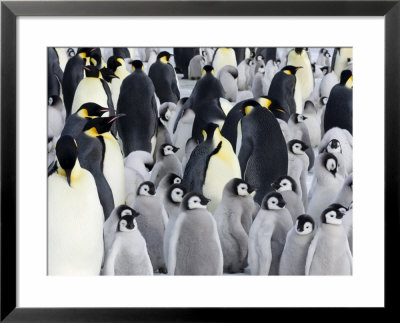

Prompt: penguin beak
xmin=126 ymin=223 xmax=135 ymax=230
xmin=145 ymin=163 xmax=154 ymax=172
xmin=247 ymin=184 xmax=255 ymax=194
xmin=330 ymin=170 xmax=336 ymax=177
xmin=278 ymin=201 xmax=286 ymax=208
xmin=271 ymin=182 xmax=280 ymax=190
xmin=302 ymin=144 xmax=309 ymax=151
xmin=84 ymin=66 xmax=91 ymax=71
xmin=295 ymin=66 xmax=303 ymax=71
xmin=200 ymin=196 xmax=211 ymax=205
xmin=149 ymin=186 xmax=156 ymax=196
xmin=89 ymin=48 xmax=96 ymax=53
xmin=172 ymin=146 xmax=179 ymax=153
xmin=108 ymin=114 xmax=126 ymax=124
xmin=111 ymin=74 xmax=119 ymax=79
xmin=336 ymin=213 xmax=344 ymax=219
xmin=100 ymin=108 xmax=110 ymax=114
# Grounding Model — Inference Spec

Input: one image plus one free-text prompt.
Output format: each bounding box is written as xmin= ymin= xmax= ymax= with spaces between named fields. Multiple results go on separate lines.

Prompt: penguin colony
xmin=48 ymin=47 xmax=353 ymax=276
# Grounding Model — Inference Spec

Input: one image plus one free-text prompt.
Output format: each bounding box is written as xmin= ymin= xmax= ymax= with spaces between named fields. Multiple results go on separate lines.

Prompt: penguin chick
xmin=168 ymin=192 xmax=223 ymax=275
xmin=102 ymin=213 xmax=153 ymax=275
xmin=159 ymin=102 xmax=177 ymax=130
xmin=188 ymin=54 xmax=206 ymax=80
xmin=156 ymin=172 xmax=182 ymax=202
xmin=307 ymin=153 xmax=345 ymax=224
xmin=271 ymin=175 xmax=305 ymax=224
xmin=153 ymin=118 xmax=173 ymax=161
xmin=342 ymin=202 xmax=353 ymax=253
xmin=248 ymin=192 xmax=293 ymax=275
xmin=302 ymin=100 xmax=323 ymax=148
xmin=163 ymin=184 xmax=187 ymax=265
xmin=48 ymin=95 xmax=66 ymax=141
xmin=218 ymin=65 xmax=239 ymax=102
xmin=213 ymin=178 xmax=255 ymax=273
xmin=237 ymin=58 xmax=254 ymax=91
xmin=172 ymin=107 xmax=195 ymax=161
xmin=305 ymin=207 xmax=352 ymax=275
xmin=132 ymin=181 xmax=168 ymax=274
xmin=279 ymin=215 xmax=316 ymax=275
xmin=335 ymin=173 xmax=353 ymax=208
xmin=150 ymin=144 xmax=182 ymax=188
xmin=287 ymin=139 xmax=310 ymax=209
xmin=48 ymin=135 xmax=103 ymax=275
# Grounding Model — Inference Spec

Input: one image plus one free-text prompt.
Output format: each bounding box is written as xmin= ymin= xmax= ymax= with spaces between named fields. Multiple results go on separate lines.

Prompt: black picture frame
xmin=1 ymin=0 xmax=397 ymax=321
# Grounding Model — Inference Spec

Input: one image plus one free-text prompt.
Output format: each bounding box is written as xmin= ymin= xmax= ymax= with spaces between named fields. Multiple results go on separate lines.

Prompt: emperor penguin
xmin=153 ymin=118 xmax=173 ymax=162
xmin=335 ymin=173 xmax=353 ymax=208
xmin=173 ymin=47 xmax=199 ymax=79
xmin=48 ymin=135 xmax=103 ymax=275
xmin=150 ymin=144 xmax=182 ymax=187
xmin=159 ymin=102 xmax=178 ymax=131
xmin=188 ymin=54 xmax=206 ymax=80
xmin=307 ymin=152 xmax=345 ymax=224
xmin=271 ymin=175 xmax=305 ymax=224
xmin=172 ymin=107 xmax=195 ymax=161
xmin=212 ymin=48 xmax=237 ymax=76
xmin=319 ymin=69 xmax=339 ymax=99
xmin=132 ymin=181 xmax=168 ymax=273
xmin=263 ymin=59 xmax=280 ymax=94
xmin=117 ymin=60 xmax=158 ymax=155
xmin=156 ymin=172 xmax=182 ymax=201
xmin=168 ymin=192 xmax=223 ymax=275
xmin=71 ymin=65 xmax=114 ymax=116
xmin=103 ymin=205 xmax=139 ymax=256
xmin=218 ymin=65 xmax=238 ymax=102
xmin=305 ymin=207 xmax=352 ymax=275
xmin=62 ymin=47 xmax=94 ymax=117
xmin=268 ymin=65 xmax=300 ymax=116
xmin=238 ymin=100 xmax=288 ymax=205
xmin=102 ymin=213 xmax=153 ymax=275
xmin=183 ymin=123 xmax=241 ymax=213
xmin=106 ymin=56 xmax=131 ymax=108
xmin=322 ymin=138 xmax=348 ymax=178
xmin=48 ymin=47 xmax=64 ymax=97
xmin=251 ymin=61 xmax=268 ymax=98
xmin=319 ymin=127 xmax=353 ymax=174
xmin=148 ymin=51 xmax=180 ymax=104
xmin=201 ymin=47 xmax=215 ymax=65
xmin=287 ymin=48 xmax=314 ymax=113
xmin=287 ymin=139 xmax=309 ymax=208
xmin=55 ymin=47 xmax=73 ymax=72
xmin=163 ymin=184 xmax=187 ymax=265
xmin=181 ymin=137 xmax=198 ymax=173
xmin=288 ymin=113 xmax=315 ymax=170
xmin=324 ymin=70 xmax=353 ymax=134
xmin=248 ymin=192 xmax=293 ymax=275
xmin=213 ymin=178 xmax=255 ymax=273
xmin=331 ymin=48 xmax=353 ymax=78
xmin=279 ymin=215 xmax=316 ymax=275
xmin=124 ymin=150 xmax=153 ymax=206
xmin=316 ymin=48 xmax=331 ymax=67
xmin=237 ymin=58 xmax=254 ymax=91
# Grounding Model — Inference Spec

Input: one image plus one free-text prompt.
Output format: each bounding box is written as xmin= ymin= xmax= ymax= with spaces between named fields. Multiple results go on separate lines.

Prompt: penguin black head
xmin=107 ymin=56 xmax=123 ymax=72
xmin=167 ymin=184 xmax=187 ymax=204
xmin=340 ymin=70 xmax=353 ymax=88
xmin=288 ymin=139 xmax=308 ymax=155
xmin=262 ymin=192 xmax=286 ymax=210
xmin=294 ymin=48 xmax=304 ymax=55
xmin=230 ymin=178 xmax=254 ymax=196
xmin=282 ymin=65 xmax=302 ymax=75
xmin=117 ymin=214 xmax=137 ymax=232
xmin=182 ymin=192 xmax=210 ymax=210
xmin=83 ymin=115 xmax=125 ymax=134
xmin=257 ymin=96 xmax=287 ymax=116
xmin=89 ymin=52 xmax=101 ymax=68
xmin=137 ymin=181 xmax=156 ymax=196
xmin=241 ymin=99 xmax=262 ymax=116
xmin=320 ymin=66 xmax=329 ymax=75
xmin=323 ymin=153 xmax=338 ymax=177
xmin=115 ymin=204 xmax=140 ymax=219
xmin=159 ymin=102 xmax=176 ymax=122
xmin=55 ymin=135 xmax=78 ymax=187
xmin=100 ymin=67 xmax=119 ymax=83
xmin=164 ymin=173 xmax=182 ymax=186
xmin=157 ymin=51 xmax=173 ymax=63
xmin=76 ymin=47 xmax=95 ymax=59
xmin=293 ymin=113 xmax=307 ymax=123
xmin=84 ymin=65 xmax=100 ymax=78
xmin=201 ymin=123 xmax=220 ymax=141
xmin=161 ymin=144 xmax=179 ymax=156
xmin=77 ymin=102 xmax=109 ymax=118
xmin=202 ymin=65 xmax=214 ymax=75
xmin=326 ymin=139 xmax=342 ymax=154
xmin=321 ymin=207 xmax=344 ymax=225
xmin=48 ymin=95 xmax=62 ymax=107
xmin=295 ymin=215 xmax=315 ymax=235
xmin=131 ymin=60 xmax=144 ymax=71
xmin=271 ymin=175 xmax=297 ymax=194
xmin=328 ymin=203 xmax=348 ymax=215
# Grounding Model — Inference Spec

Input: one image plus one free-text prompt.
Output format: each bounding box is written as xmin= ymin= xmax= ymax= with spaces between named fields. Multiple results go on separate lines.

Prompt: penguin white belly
xmin=103 ymin=135 xmax=125 ymax=206
xmin=55 ymin=48 xmax=69 ymax=72
xmin=303 ymin=114 xmax=321 ymax=148
xmin=334 ymin=48 xmax=353 ymax=78
xmin=203 ymin=146 xmax=241 ymax=213
xmin=213 ymin=48 xmax=237 ymax=76
xmin=111 ymin=78 xmax=123 ymax=108
xmin=48 ymin=106 xmax=65 ymax=139
xmin=48 ymin=171 xmax=104 ymax=275
xmin=71 ymin=78 xmax=109 ymax=115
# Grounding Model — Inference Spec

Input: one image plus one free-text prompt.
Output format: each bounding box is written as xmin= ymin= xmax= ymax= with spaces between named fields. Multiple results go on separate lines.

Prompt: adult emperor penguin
xmin=218 ymin=65 xmax=238 ymax=102
xmin=212 ymin=47 xmax=237 ymax=76
xmin=132 ymin=181 xmax=168 ymax=273
xmin=287 ymin=140 xmax=309 ymax=208
xmin=213 ymin=178 xmax=255 ymax=273
xmin=48 ymin=135 xmax=103 ymax=275
xmin=173 ymin=47 xmax=199 ymax=79
xmin=271 ymin=175 xmax=304 ymax=224
xmin=148 ymin=51 xmax=180 ymax=104
xmin=331 ymin=48 xmax=353 ymax=78
xmin=248 ymin=192 xmax=293 ymax=275
xmin=305 ymin=207 xmax=352 ymax=275
xmin=103 ymin=205 xmax=139 ymax=255
xmin=279 ymin=214 xmax=316 ymax=275
xmin=324 ymin=69 xmax=353 ymax=134
xmin=168 ymin=192 xmax=223 ymax=275
xmin=268 ymin=65 xmax=301 ymax=116
xmin=117 ymin=60 xmax=158 ymax=155
xmin=103 ymin=213 xmax=153 ymax=275
xmin=238 ymin=101 xmax=288 ymax=205
xmin=307 ymin=152 xmax=345 ymax=224
xmin=150 ymin=144 xmax=182 ymax=187
xmin=287 ymin=48 xmax=314 ymax=113
xmin=163 ymin=184 xmax=187 ymax=265
xmin=106 ymin=56 xmax=131 ymax=108
xmin=48 ymin=47 xmax=64 ymax=97
xmin=71 ymin=65 xmax=114 ymax=116
xmin=183 ymin=123 xmax=241 ymax=213
xmin=62 ymin=48 xmax=93 ymax=117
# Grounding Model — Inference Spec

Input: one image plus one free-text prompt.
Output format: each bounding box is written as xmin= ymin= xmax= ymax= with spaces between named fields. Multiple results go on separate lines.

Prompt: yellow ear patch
xmin=283 ymin=70 xmax=292 ymax=75
xmin=117 ymin=58 xmax=124 ymax=64
xmin=78 ymin=52 xmax=87 ymax=59
xmin=202 ymin=130 xmax=207 ymax=140
xmin=90 ymin=58 xmax=97 ymax=66
xmin=86 ymin=127 xmax=99 ymax=137
xmin=160 ymin=56 xmax=168 ymax=64
xmin=258 ymin=97 xmax=272 ymax=109
xmin=345 ymin=75 xmax=353 ymax=89
xmin=244 ymin=105 xmax=254 ymax=115
xmin=78 ymin=109 xmax=89 ymax=118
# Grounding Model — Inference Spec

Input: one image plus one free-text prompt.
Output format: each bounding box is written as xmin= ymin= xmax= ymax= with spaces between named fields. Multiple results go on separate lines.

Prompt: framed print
xmin=1 ymin=0 xmax=398 ymax=321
